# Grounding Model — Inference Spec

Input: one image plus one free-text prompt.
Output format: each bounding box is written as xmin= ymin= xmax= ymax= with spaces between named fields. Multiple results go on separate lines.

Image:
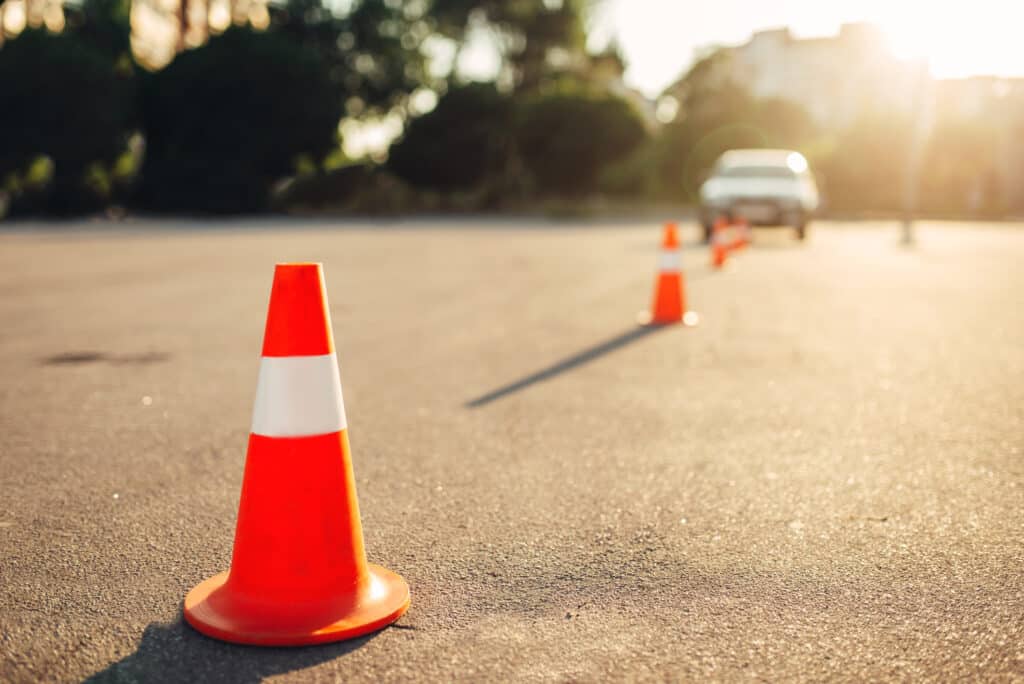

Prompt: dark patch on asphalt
xmin=110 ymin=352 xmax=172 ymax=365
xmin=41 ymin=351 xmax=171 ymax=366
xmin=42 ymin=351 xmax=108 ymax=365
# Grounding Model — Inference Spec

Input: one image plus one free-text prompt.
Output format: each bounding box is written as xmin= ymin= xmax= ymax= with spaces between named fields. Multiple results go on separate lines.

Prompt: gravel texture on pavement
xmin=1 ymin=219 xmax=1022 ymax=682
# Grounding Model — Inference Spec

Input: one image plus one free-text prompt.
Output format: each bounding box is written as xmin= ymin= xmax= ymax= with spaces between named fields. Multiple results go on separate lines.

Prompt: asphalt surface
xmin=1 ymin=218 xmax=1022 ymax=682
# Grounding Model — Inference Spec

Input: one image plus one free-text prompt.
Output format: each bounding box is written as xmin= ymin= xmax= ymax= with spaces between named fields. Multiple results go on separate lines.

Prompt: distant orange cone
xmin=184 ymin=263 xmax=410 ymax=646
xmin=644 ymin=223 xmax=698 ymax=326
xmin=711 ymin=216 xmax=729 ymax=269
xmin=730 ymin=217 xmax=751 ymax=251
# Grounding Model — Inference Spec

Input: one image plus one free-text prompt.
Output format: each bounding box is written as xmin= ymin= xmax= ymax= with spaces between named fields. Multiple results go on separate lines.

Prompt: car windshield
xmin=718 ymin=166 xmax=797 ymax=179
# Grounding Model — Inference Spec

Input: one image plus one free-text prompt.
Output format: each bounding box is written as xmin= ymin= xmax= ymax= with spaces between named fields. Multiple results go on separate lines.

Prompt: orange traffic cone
xmin=730 ymin=217 xmax=751 ymax=251
xmin=184 ymin=263 xmax=410 ymax=646
xmin=643 ymin=223 xmax=698 ymax=326
xmin=711 ymin=216 xmax=729 ymax=269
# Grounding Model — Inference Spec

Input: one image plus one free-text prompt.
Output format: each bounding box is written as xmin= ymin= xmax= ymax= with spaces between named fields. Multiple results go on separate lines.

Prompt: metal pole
xmin=901 ymin=60 xmax=931 ymax=246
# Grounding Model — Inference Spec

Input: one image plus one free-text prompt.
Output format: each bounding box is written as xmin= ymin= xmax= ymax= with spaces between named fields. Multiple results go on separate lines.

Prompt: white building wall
xmin=727 ymin=24 xmax=920 ymax=131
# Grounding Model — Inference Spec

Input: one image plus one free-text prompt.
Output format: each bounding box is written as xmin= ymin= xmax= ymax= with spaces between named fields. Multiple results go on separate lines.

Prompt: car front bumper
xmin=701 ymin=200 xmax=808 ymax=226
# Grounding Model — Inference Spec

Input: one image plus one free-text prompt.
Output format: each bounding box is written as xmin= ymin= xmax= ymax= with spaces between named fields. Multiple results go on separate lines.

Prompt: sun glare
xmin=880 ymin=5 xmax=959 ymax=62
xmin=594 ymin=0 xmax=1024 ymax=97
xmin=875 ymin=1 xmax=1024 ymax=78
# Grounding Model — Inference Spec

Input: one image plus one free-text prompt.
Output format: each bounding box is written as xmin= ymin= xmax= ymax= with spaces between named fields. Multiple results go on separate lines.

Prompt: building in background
xmin=727 ymin=23 xmax=924 ymax=131
xmin=673 ymin=22 xmax=1024 ymax=214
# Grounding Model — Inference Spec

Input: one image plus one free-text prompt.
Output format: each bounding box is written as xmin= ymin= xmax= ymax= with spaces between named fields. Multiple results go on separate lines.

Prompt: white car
xmin=698 ymin=149 xmax=819 ymax=241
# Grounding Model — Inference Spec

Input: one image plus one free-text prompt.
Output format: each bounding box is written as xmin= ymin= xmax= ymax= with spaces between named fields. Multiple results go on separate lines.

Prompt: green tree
xmin=136 ymin=27 xmax=342 ymax=213
xmin=0 ymin=28 xmax=135 ymax=214
xmin=515 ymin=86 xmax=648 ymax=196
xmin=62 ymin=0 xmax=133 ymax=63
xmin=268 ymin=0 xmax=433 ymax=115
xmin=387 ymin=83 xmax=514 ymax=191
xmin=431 ymin=0 xmax=590 ymax=91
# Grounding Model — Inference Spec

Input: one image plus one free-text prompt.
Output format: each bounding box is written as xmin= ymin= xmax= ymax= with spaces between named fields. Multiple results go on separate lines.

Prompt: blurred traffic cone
xmin=643 ymin=223 xmax=698 ymax=326
xmin=730 ymin=218 xmax=751 ymax=251
xmin=184 ymin=263 xmax=410 ymax=646
xmin=711 ymin=216 xmax=729 ymax=269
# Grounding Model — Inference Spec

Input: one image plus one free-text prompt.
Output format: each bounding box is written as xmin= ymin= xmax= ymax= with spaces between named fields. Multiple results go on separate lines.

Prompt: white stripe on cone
xmin=659 ymin=250 xmax=681 ymax=272
xmin=251 ymin=354 xmax=348 ymax=437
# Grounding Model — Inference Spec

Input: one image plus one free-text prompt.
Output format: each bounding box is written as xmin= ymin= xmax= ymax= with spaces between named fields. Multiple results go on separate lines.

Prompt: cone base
xmin=183 ymin=564 xmax=410 ymax=646
xmin=636 ymin=311 xmax=700 ymax=327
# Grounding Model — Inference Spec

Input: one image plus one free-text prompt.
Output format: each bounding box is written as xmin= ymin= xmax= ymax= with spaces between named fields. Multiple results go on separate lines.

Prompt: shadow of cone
xmin=641 ymin=223 xmax=698 ymax=327
xmin=183 ymin=263 xmax=409 ymax=646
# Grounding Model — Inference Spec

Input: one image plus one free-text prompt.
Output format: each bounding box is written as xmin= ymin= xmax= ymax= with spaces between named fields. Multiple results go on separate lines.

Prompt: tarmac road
xmin=1 ymin=218 xmax=1022 ymax=682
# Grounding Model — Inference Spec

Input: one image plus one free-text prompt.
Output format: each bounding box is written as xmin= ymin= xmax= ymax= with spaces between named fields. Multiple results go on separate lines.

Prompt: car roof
xmin=717 ymin=149 xmax=804 ymax=167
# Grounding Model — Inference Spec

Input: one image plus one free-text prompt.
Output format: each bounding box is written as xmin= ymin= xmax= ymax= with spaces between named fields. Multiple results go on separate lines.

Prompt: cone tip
xmin=275 ymin=262 xmax=323 ymax=273
xmin=662 ymin=223 xmax=680 ymax=248
xmin=263 ymin=263 xmax=334 ymax=357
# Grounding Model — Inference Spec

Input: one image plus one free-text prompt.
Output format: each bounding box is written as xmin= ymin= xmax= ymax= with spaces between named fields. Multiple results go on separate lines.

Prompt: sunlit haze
xmin=589 ymin=0 xmax=1024 ymax=96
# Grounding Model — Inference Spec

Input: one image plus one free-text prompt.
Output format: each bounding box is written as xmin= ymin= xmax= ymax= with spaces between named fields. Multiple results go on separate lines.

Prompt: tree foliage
xmin=515 ymin=86 xmax=649 ymax=196
xmin=137 ymin=27 xmax=341 ymax=213
xmin=63 ymin=0 xmax=133 ymax=63
xmin=387 ymin=83 xmax=514 ymax=191
xmin=0 ymin=28 xmax=135 ymax=213
xmin=5 ymin=1 xmax=1018 ymax=217
xmin=431 ymin=0 xmax=589 ymax=91
xmin=267 ymin=0 xmax=433 ymax=114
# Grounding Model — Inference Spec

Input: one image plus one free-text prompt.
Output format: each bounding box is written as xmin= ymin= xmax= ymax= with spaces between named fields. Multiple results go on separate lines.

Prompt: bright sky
xmin=352 ymin=0 xmax=1024 ymax=158
xmin=590 ymin=0 xmax=1024 ymax=97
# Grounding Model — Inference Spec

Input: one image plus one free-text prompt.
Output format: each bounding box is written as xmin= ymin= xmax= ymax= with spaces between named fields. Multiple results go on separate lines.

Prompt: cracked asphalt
xmin=1 ymin=218 xmax=1022 ymax=682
